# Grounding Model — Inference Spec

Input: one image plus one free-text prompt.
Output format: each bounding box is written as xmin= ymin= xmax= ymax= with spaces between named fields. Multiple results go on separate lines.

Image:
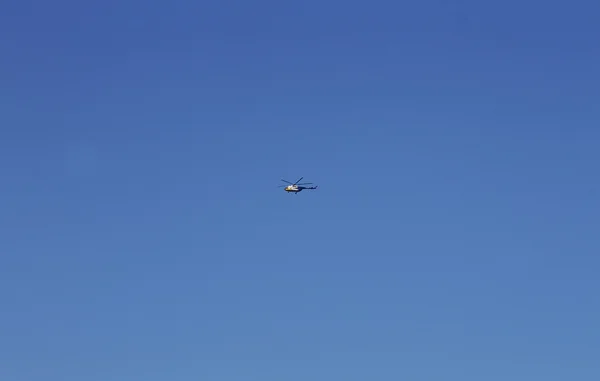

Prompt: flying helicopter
xmin=278 ymin=177 xmax=318 ymax=194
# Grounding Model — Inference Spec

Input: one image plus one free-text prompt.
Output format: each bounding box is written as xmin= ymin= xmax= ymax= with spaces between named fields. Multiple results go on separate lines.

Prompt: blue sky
xmin=1 ymin=1 xmax=599 ymax=380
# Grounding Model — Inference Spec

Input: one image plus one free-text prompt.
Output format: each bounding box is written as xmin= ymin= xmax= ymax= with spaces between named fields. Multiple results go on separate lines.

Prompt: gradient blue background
xmin=1 ymin=1 xmax=599 ymax=380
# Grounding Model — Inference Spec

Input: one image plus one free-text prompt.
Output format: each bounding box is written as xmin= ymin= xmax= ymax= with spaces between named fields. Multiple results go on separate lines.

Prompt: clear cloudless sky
xmin=1 ymin=1 xmax=599 ymax=380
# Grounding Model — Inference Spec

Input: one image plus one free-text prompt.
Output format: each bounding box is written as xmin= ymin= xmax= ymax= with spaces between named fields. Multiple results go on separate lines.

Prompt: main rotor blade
xmin=294 ymin=177 xmax=303 ymax=185
xmin=280 ymin=179 xmax=293 ymax=184
xmin=296 ymin=182 xmax=312 ymax=185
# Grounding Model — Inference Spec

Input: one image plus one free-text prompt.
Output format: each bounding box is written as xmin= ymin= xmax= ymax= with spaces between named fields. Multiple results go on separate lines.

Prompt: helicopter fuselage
xmin=284 ymin=185 xmax=316 ymax=193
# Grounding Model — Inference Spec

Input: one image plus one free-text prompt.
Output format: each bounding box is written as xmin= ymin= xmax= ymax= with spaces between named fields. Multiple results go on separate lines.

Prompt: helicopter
xmin=278 ymin=177 xmax=318 ymax=194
